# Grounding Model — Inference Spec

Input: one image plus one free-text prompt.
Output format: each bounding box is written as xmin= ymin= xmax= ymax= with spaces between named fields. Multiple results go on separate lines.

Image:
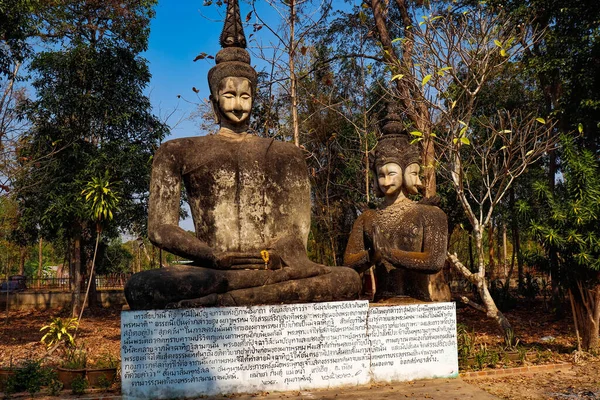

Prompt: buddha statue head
xmin=372 ymin=106 xmax=422 ymax=199
xmin=207 ymin=0 xmax=258 ymax=132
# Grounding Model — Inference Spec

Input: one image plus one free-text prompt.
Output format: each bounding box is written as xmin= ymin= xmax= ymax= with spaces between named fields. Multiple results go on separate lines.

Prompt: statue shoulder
xmin=270 ymin=138 xmax=306 ymax=158
xmin=155 ymin=137 xmax=206 ymax=156
xmin=351 ymin=209 xmax=377 ymax=231
xmin=415 ymin=203 xmax=448 ymax=225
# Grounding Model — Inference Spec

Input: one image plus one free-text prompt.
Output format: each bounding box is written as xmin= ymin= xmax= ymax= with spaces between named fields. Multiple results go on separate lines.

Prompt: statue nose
xmin=233 ymin=98 xmax=243 ymax=110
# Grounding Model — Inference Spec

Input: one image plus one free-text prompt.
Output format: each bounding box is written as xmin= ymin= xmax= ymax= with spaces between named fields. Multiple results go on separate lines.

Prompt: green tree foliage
xmin=528 ymin=135 xmax=600 ymax=274
xmin=475 ymin=0 xmax=600 ymax=152
xmin=17 ymin=41 xmax=166 ymax=238
xmin=97 ymin=239 xmax=133 ymax=274
xmin=16 ymin=0 xmax=166 ymax=239
xmin=0 ymin=0 xmax=38 ymax=79
xmin=12 ymin=0 xmax=166 ymax=314
xmin=81 ymin=170 xmax=120 ymax=232
xmin=525 ymin=135 xmax=600 ymax=350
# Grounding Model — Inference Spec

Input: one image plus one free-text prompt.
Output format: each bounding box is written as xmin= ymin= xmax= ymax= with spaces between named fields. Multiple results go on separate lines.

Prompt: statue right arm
xmin=147 ymin=141 xmax=219 ymax=265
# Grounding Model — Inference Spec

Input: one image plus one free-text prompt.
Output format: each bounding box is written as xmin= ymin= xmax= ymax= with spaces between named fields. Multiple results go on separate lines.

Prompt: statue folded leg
xmin=125 ymin=264 xmax=360 ymax=310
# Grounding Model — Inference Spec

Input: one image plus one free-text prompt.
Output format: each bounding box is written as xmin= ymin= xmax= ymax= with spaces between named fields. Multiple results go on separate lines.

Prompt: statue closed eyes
xmin=343 ymin=113 xmax=451 ymax=302
xmin=124 ymin=0 xmax=360 ymax=310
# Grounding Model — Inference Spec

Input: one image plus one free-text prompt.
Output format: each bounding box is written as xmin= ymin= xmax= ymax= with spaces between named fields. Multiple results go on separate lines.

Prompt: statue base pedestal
xmin=121 ymin=301 xmax=458 ymax=399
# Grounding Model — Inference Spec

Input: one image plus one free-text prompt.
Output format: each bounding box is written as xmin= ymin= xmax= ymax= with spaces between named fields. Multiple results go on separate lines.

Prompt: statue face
xmin=217 ymin=77 xmax=252 ymax=124
xmin=403 ymin=163 xmax=422 ymax=195
xmin=377 ymin=163 xmax=403 ymax=197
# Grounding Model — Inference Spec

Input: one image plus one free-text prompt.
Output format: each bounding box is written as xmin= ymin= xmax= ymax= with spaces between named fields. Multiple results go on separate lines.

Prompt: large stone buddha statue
xmin=124 ymin=0 xmax=360 ymax=310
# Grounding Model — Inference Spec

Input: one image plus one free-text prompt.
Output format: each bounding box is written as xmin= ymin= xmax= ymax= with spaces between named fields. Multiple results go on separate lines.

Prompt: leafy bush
xmin=488 ymin=279 xmax=517 ymax=311
xmin=518 ymin=272 xmax=540 ymax=300
xmin=70 ymin=375 xmax=88 ymax=395
xmin=96 ymin=375 xmax=112 ymax=391
xmin=61 ymin=347 xmax=87 ymax=369
xmin=47 ymin=378 xmax=63 ymax=396
xmin=4 ymin=360 xmax=53 ymax=395
xmin=94 ymin=352 xmax=118 ymax=369
xmin=457 ymin=323 xmax=475 ymax=361
xmin=40 ymin=317 xmax=78 ymax=349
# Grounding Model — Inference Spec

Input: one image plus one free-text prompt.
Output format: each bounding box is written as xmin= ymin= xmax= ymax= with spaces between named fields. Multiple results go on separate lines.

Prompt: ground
xmin=0 ymin=307 xmax=121 ymax=369
xmin=0 ymin=299 xmax=599 ymax=399
xmin=465 ymin=362 xmax=600 ymax=399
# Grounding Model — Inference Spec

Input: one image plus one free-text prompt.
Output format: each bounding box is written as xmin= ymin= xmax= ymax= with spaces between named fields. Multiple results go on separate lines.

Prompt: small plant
xmin=3 ymin=359 xmax=53 ymax=395
xmin=95 ymin=353 xmax=119 ymax=369
xmin=47 ymin=378 xmax=63 ymax=396
xmin=473 ymin=344 xmax=489 ymax=370
xmin=70 ymin=375 xmax=88 ymax=395
xmin=487 ymin=350 xmax=500 ymax=367
xmin=61 ymin=347 xmax=87 ymax=369
xmin=503 ymin=328 xmax=520 ymax=351
xmin=518 ymin=272 xmax=541 ymax=300
xmin=456 ymin=323 xmax=475 ymax=361
xmin=518 ymin=346 xmax=528 ymax=364
xmin=535 ymin=348 xmax=553 ymax=364
xmin=40 ymin=317 xmax=78 ymax=349
xmin=96 ymin=375 xmax=112 ymax=391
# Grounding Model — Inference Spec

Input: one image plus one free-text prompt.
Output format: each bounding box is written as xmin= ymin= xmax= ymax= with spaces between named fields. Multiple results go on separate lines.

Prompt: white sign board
xmin=121 ymin=301 xmax=457 ymax=399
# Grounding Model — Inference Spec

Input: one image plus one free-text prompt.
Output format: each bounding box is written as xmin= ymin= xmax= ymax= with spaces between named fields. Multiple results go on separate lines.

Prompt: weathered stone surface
xmin=124 ymin=0 xmax=360 ymax=309
xmin=343 ymin=114 xmax=450 ymax=302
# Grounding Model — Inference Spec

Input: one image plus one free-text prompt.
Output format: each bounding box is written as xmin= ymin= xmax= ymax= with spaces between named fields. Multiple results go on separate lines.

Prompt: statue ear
xmin=210 ymin=94 xmax=221 ymax=124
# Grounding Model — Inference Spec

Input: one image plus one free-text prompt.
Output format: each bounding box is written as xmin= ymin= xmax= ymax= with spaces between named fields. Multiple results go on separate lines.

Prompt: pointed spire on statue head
xmin=220 ymin=0 xmax=247 ymax=48
xmin=208 ymin=0 xmax=257 ymax=115
xmin=370 ymin=101 xmax=421 ymax=190
xmin=381 ymin=101 xmax=406 ymax=136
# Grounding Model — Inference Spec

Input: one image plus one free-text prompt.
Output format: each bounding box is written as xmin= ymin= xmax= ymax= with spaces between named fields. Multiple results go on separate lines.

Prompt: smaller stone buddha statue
xmin=124 ymin=0 xmax=360 ymax=310
xmin=343 ymin=111 xmax=450 ymax=302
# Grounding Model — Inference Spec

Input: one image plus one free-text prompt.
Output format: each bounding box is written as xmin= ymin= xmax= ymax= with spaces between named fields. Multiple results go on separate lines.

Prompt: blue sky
xmin=144 ymin=0 xmax=225 ymax=140
xmin=144 ymin=0 xmax=289 ymax=141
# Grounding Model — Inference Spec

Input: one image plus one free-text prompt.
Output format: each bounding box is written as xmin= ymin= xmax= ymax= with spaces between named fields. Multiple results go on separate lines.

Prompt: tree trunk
xmin=448 ymin=252 xmax=513 ymax=338
xmin=549 ymin=247 xmax=562 ymax=316
xmin=509 ymin=188 xmax=524 ymax=287
xmin=18 ymin=246 xmax=26 ymax=275
xmin=468 ymin=235 xmax=474 ymax=272
xmin=87 ymin=259 xmax=99 ymax=308
xmin=150 ymin=245 xmax=156 ymax=268
xmin=37 ymin=238 xmax=43 ymax=282
xmin=488 ymin=222 xmax=495 ymax=279
xmin=570 ymin=283 xmax=600 ymax=351
xmin=448 ymin=221 xmax=514 ymax=339
xmin=71 ymin=235 xmax=82 ymax=318
xmin=369 ymin=0 xmax=436 ymax=197
xmin=289 ymin=0 xmax=299 ymax=147
xmin=502 ymin=223 xmax=508 ymax=279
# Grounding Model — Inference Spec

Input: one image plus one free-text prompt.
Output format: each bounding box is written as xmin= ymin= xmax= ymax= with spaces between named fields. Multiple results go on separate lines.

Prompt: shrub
xmin=40 ymin=317 xmax=78 ymax=349
xmin=70 ymin=375 xmax=88 ymax=395
xmin=47 ymin=378 xmax=63 ymax=396
xmin=61 ymin=347 xmax=87 ymax=369
xmin=4 ymin=360 xmax=53 ymax=395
